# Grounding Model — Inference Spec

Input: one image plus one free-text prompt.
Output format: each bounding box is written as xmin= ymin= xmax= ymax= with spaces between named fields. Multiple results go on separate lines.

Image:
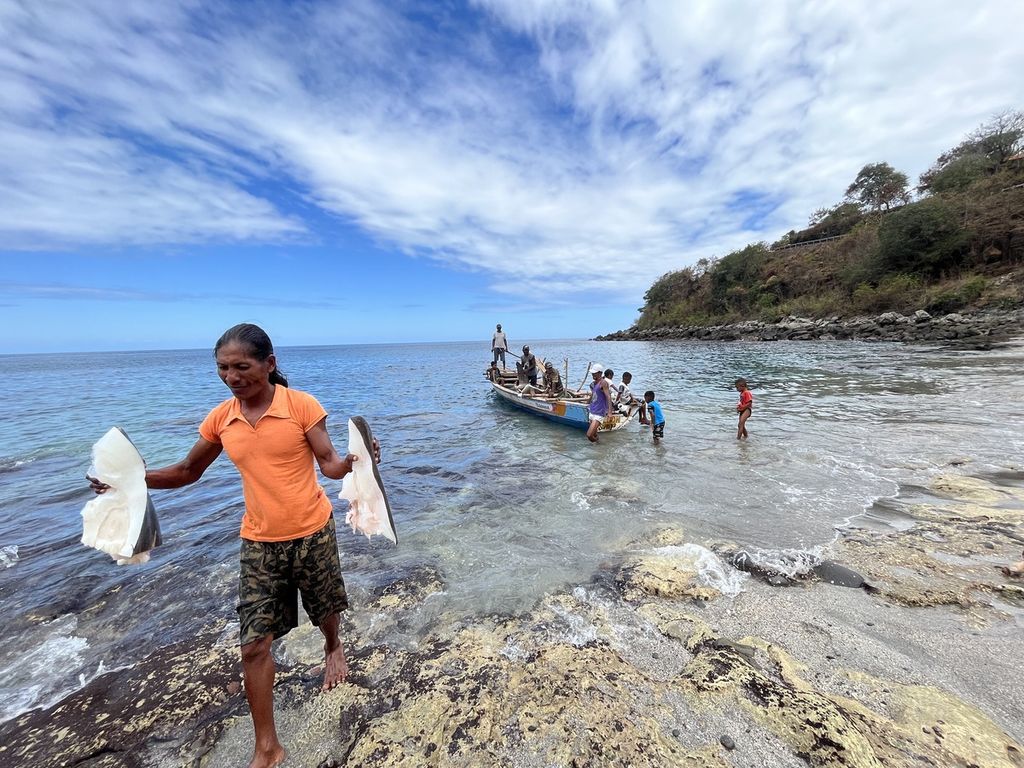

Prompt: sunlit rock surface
xmin=4 ymin=475 xmax=1023 ymax=767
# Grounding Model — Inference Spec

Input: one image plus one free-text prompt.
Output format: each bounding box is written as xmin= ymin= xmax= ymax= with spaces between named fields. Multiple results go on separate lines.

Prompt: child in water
xmin=735 ymin=378 xmax=752 ymax=439
xmin=643 ymin=390 xmax=665 ymax=442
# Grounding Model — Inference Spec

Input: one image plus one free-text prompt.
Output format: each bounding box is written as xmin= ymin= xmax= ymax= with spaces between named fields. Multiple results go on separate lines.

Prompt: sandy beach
xmin=4 ymin=468 xmax=1022 ymax=768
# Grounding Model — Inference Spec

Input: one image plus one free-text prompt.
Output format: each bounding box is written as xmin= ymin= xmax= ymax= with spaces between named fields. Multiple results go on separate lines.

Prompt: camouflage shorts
xmin=237 ymin=516 xmax=348 ymax=646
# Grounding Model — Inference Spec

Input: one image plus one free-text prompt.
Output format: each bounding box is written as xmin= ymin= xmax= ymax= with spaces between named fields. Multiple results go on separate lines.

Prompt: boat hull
xmin=489 ymin=382 xmax=631 ymax=431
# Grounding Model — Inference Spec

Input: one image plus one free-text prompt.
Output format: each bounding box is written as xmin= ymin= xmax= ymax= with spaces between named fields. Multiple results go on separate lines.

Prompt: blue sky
xmin=2 ymin=0 xmax=1023 ymax=353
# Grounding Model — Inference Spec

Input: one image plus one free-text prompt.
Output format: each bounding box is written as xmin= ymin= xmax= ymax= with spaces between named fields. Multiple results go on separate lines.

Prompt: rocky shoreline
xmin=596 ymin=307 xmax=1024 ymax=344
xmin=3 ymin=472 xmax=1023 ymax=767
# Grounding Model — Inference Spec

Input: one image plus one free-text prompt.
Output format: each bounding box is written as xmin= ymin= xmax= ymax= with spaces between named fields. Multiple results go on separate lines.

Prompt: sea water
xmin=1 ymin=338 xmax=1022 ymax=722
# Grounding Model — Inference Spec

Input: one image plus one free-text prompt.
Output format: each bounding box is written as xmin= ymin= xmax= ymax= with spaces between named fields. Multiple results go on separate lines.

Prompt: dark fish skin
xmin=728 ymin=550 xmax=873 ymax=591
xmin=116 ymin=427 xmax=162 ymax=556
xmin=350 ymin=416 xmax=397 ymax=546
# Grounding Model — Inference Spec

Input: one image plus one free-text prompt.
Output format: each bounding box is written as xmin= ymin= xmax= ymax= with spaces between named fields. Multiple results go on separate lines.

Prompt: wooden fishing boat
xmin=485 ymin=365 xmax=637 ymax=431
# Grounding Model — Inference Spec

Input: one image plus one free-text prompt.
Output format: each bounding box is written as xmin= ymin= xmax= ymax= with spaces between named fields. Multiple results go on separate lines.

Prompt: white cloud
xmin=2 ymin=0 xmax=1023 ymax=302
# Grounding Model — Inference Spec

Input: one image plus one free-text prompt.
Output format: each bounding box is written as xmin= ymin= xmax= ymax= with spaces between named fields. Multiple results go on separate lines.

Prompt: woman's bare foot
xmin=322 ymin=644 xmax=349 ymax=690
xmin=248 ymin=744 xmax=285 ymax=768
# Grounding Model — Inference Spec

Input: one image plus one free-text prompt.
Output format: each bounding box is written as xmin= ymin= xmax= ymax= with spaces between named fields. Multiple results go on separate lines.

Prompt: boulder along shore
xmin=2 ymin=471 xmax=1023 ymax=768
xmin=596 ymin=307 xmax=1024 ymax=344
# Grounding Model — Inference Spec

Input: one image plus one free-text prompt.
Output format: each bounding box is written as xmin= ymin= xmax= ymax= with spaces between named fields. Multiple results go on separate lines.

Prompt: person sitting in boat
xmin=542 ymin=361 xmax=564 ymax=396
xmin=603 ymin=368 xmax=616 ymax=397
xmin=614 ymin=371 xmax=649 ymax=424
xmin=521 ymin=346 xmax=538 ymax=386
xmin=486 ymin=361 xmax=502 ymax=383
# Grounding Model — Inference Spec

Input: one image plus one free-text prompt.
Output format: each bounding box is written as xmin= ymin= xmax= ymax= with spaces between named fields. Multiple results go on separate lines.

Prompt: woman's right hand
xmin=86 ymin=474 xmax=110 ymax=494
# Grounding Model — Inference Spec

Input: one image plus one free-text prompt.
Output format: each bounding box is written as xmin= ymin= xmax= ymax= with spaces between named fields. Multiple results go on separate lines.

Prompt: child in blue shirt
xmin=644 ymin=390 xmax=665 ymax=441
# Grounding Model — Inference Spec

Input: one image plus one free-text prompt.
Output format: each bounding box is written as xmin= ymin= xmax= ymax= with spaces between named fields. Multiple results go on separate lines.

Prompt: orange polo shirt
xmin=199 ymin=386 xmax=333 ymax=542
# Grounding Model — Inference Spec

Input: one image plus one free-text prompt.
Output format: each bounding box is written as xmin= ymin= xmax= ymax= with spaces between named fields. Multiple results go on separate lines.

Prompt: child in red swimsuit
xmin=735 ymin=378 xmax=752 ymax=439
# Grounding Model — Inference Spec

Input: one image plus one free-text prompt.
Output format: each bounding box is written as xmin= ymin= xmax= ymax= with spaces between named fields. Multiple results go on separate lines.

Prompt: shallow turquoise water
xmin=1 ymin=338 xmax=1022 ymax=721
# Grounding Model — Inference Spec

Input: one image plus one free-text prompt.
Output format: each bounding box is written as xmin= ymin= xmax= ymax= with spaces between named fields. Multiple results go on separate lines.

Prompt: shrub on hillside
xmin=637 ymin=267 xmax=704 ymax=327
xmin=924 ymin=291 xmax=967 ymax=315
xmin=924 ymin=276 xmax=991 ymax=315
xmin=710 ymin=243 xmax=769 ymax=313
xmin=771 ymin=291 xmax=846 ymax=320
xmin=851 ymin=274 xmax=923 ymax=313
xmin=918 ymin=109 xmax=1023 ymax=194
xmin=960 ymin=275 xmax=989 ymax=303
xmin=958 ymin=173 xmax=1024 ymax=263
xmin=875 ymin=198 xmax=968 ymax=278
xmin=924 ymin=154 xmax=993 ymax=195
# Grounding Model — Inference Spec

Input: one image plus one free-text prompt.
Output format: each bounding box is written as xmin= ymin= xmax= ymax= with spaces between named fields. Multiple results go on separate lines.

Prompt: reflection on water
xmin=0 ymin=338 xmax=1022 ymax=720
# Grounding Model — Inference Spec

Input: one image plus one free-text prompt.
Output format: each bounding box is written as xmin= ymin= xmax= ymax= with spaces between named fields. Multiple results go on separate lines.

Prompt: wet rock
xmin=719 ymin=734 xmax=736 ymax=750
xmin=617 ymin=552 xmax=720 ymax=602
xmin=0 ymin=630 xmax=242 ymax=767
xmin=840 ymin=474 xmax=1024 ymax=609
xmin=596 ymin=307 xmax=1024 ymax=345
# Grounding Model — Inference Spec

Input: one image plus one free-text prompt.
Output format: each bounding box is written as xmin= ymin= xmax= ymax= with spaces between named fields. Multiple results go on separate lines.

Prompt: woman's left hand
xmin=86 ymin=474 xmax=110 ymax=494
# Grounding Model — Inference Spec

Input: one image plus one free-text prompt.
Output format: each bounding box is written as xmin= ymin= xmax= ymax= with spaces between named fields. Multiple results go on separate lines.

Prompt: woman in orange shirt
xmin=89 ymin=323 xmax=376 ymax=768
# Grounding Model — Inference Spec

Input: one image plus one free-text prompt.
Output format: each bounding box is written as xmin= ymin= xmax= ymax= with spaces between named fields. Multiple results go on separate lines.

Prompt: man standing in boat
xmin=491 ymin=324 xmax=509 ymax=368
xmin=520 ymin=345 xmax=538 ymax=387
xmin=586 ymin=363 xmax=613 ymax=443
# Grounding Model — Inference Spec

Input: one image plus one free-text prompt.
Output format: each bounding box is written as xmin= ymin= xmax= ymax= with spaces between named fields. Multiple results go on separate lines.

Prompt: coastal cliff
xmin=610 ymin=112 xmax=1024 ymax=344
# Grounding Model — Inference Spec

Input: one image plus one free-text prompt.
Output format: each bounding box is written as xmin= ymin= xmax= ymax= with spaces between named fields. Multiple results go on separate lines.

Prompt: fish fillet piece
xmin=338 ymin=417 xmax=397 ymax=544
xmin=81 ymin=427 xmax=162 ymax=565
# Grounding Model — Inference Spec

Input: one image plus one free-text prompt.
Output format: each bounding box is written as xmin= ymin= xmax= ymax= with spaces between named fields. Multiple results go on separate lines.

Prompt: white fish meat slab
xmin=338 ymin=417 xmax=397 ymax=544
xmin=81 ymin=427 xmax=162 ymax=565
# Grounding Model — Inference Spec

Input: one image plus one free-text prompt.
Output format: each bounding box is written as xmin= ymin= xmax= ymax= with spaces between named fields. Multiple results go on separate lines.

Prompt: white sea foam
xmin=651 ymin=543 xmax=749 ymax=597
xmin=0 ymin=615 xmax=89 ymax=723
xmin=570 ymin=492 xmax=590 ymax=510
xmin=500 ymin=638 xmax=530 ymax=661
xmin=0 ymin=457 xmax=34 ymax=472
xmin=0 ymin=545 xmax=19 ymax=569
xmin=734 ymin=545 xmax=826 ymax=579
xmin=546 ymin=598 xmax=599 ymax=647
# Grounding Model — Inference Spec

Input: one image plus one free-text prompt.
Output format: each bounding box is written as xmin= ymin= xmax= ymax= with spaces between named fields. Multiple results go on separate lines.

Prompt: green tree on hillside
xmin=875 ymin=198 xmax=967 ymax=277
xmin=845 ymin=162 xmax=911 ymax=212
xmin=710 ymin=243 xmax=769 ymax=313
xmin=643 ymin=268 xmax=699 ymax=315
xmin=809 ymin=201 xmax=861 ymax=227
xmin=918 ymin=109 xmax=1024 ymax=194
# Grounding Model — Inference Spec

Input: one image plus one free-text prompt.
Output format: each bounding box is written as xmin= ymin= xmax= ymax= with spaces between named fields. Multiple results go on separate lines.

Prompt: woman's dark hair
xmin=214 ymin=323 xmax=288 ymax=387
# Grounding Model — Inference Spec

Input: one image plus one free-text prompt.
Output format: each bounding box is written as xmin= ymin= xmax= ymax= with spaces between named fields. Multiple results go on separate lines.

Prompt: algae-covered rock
xmin=931 ymin=474 xmax=1017 ymax=505
xmin=837 ymin=474 xmax=1024 ymax=610
xmin=642 ymin=605 xmax=1024 ymax=768
xmin=0 ymin=629 xmax=242 ymax=767
xmin=616 ymin=542 xmax=742 ymax=603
